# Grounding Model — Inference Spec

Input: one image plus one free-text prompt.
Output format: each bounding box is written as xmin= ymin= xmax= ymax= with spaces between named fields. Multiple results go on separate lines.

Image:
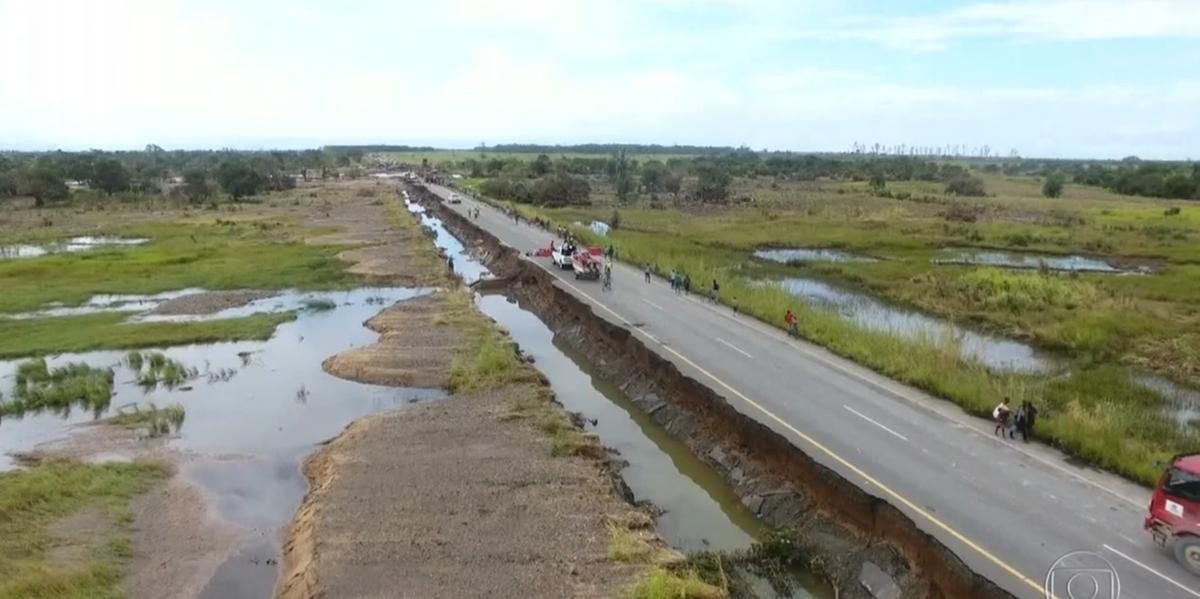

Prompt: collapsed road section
xmin=406 ymin=182 xmax=1015 ymax=599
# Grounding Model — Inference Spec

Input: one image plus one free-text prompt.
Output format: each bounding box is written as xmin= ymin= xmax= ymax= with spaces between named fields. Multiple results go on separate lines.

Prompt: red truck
xmin=1146 ymin=453 xmax=1200 ymax=575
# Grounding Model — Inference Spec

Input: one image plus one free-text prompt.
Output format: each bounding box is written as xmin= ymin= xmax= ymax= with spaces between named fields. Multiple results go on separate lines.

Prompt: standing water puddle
xmin=778 ymin=276 xmax=1050 ymax=372
xmin=411 ymin=195 xmax=832 ymax=598
xmin=0 ymin=236 xmax=149 ymax=259
xmin=0 ymin=287 xmax=443 ymax=597
xmin=755 ymin=248 xmax=877 ymax=264
xmin=932 ymin=248 xmax=1148 ymax=274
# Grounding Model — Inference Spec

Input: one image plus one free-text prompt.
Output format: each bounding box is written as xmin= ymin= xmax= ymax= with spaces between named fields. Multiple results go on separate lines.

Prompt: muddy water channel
xmin=411 ymin=198 xmax=833 ymax=598
xmin=933 ymin=247 xmax=1150 ymax=274
xmin=778 ymin=276 xmax=1050 ymax=372
xmin=0 ymin=287 xmax=443 ymax=597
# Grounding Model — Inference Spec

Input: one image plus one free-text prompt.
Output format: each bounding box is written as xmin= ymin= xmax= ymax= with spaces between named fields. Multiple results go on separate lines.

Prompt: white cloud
xmin=0 ymin=0 xmax=1196 ymax=158
xmin=811 ymin=0 xmax=1200 ymax=50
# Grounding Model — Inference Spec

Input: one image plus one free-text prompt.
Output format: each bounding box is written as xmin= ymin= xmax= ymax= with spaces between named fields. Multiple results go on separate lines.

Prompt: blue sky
xmin=2 ymin=0 xmax=1198 ymax=158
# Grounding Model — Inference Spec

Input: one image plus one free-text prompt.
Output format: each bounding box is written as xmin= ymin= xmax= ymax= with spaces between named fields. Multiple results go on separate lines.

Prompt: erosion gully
xmin=408 ymin=195 xmax=832 ymax=598
xmin=407 ymin=184 xmax=1021 ymax=599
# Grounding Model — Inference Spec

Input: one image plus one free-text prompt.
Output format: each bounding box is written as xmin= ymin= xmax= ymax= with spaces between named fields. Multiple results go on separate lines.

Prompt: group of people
xmin=992 ymin=397 xmax=1038 ymax=442
xmin=668 ymin=270 xmax=691 ymax=294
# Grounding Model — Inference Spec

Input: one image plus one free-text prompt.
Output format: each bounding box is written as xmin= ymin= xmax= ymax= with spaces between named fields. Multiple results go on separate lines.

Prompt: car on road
xmin=1146 ymin=453 xmax=1200 ymax=575
xmin=552 ymin=243 xmax=576 ymax=270
xmin=448 ymin=193 xmax=462 ymax=204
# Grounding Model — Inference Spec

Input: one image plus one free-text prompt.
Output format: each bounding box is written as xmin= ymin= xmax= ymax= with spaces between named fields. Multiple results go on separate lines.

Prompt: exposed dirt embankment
xmin=281 ymin=287 xmax=663 ymax=598
xmin=411 ymin=183 xmax=1015 ymax=599
xmin=321 ymin=293 xmax=464 ymax=388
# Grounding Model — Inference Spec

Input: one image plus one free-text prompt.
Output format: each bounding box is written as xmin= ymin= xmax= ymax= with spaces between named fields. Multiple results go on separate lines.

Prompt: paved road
xmin=427 ymin=183 xmax=1200 ymax=599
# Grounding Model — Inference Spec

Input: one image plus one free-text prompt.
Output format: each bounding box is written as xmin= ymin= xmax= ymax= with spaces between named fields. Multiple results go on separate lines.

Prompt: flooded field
xmin=778 ymin=276 xmax=1050 ymax=372
xmin=932 ymin=248 xmax=1148 ymax=274
xmin=0 ymin=287 xmax=443 ymax=596
xmin=754 ymin=248 xmax=878 ymax=264
xmin=0 ymin=236 xmax=149 ymax=259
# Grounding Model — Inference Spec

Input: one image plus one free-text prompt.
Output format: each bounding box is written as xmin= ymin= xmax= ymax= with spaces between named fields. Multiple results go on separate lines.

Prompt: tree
xmin=182 ymin=169 xmax=213 ymax=203
xmin=21 ymin=165 xmax=69 ymax=207
xmin=694 ymin=163 xmax=731 ymax=202
xmin=1163 ymin=173 xmax=1197 ymax=200
xmin=944 ymin=175 xmax=986 ymax=197
xmin=531 ymin=173 xmax=590 ymax=207
xmin=663 ymin=173 xmax=683 ymax=197
xmin=1042 ymin=173 xmax=1065 ymax=198
xmin=640 ymin=159 xmax=667 ymax=193
xmin=612 ymin=150 xmax=635 ymax=203
xmin=531 ymin=154 xmax=552 ymax=177
xmin=215 ymin=159 xmax=266 ymax=201
xmin=868 ymin=174 xmax=887 ymax=194
xmin=92 ymin=158 xmax=131 ymax=194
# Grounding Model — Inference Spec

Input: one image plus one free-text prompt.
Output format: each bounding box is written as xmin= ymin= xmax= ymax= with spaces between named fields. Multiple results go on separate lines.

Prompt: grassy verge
xmin=384 ymin=192 xmax=445 ymax=275
xmin=433 ymin=288 xmax=597 ymax=457
xmin=0 ymin=312 xmax=295 ymax=359
xmin=0 ymin=460 xmax=167 ymax=599
xmin=448 ymin=184 xmax=1199 ymax=485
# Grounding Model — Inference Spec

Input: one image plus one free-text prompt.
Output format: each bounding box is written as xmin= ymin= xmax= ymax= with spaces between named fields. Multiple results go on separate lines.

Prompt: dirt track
xmin=278 ymin=381 xmax=647 ymax=599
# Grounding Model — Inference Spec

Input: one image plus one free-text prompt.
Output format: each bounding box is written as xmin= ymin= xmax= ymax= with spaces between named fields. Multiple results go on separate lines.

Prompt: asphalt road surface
xmin=428 ymin=182 xmax=1200 ymax=599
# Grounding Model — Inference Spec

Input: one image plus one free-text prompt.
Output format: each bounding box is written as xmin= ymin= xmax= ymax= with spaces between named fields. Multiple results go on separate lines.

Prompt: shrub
xmin=945 ymin=175 xmax=987 ymax=197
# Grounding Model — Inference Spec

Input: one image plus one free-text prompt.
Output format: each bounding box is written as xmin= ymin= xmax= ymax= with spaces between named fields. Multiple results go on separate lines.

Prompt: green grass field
xmin=452 ymin=171 xmax=1200 ymax=486
xmin=0 ymin=460 xmax=167 ymax=599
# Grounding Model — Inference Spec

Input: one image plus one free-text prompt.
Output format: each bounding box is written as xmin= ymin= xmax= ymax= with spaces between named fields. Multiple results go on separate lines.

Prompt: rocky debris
xmin=860 ymin=561 xmax=903 ymax=599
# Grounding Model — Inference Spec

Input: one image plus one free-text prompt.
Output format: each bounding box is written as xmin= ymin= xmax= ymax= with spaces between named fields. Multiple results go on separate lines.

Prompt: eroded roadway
xmin=426 ymin=182 xmax=1200 ymax=599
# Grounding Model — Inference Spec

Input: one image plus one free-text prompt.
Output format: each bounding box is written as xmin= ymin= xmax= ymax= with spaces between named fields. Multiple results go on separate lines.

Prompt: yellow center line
xmin=547 ymin=272 xmax=1050 ymax=598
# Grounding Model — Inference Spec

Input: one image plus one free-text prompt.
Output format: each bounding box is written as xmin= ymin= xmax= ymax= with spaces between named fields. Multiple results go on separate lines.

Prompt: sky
xmin=2 ymin=0 xmax=1199 ymax=159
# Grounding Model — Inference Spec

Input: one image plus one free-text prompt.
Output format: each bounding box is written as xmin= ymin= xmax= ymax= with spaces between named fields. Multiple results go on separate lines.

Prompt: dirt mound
xmin=277 ymin=383 xmax=643 ymax=599
xmin=322 ymin=293 xmax=464 ymax=389
xmin=150 ymin=290 xmax=274 ymax=315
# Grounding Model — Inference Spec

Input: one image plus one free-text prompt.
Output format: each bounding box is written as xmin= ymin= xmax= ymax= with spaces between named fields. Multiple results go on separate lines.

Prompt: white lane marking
xmin=716 ymin=337 xmax=753 ymax=359
xmin=677 ymin=293 xmax=1146 ymax=509
xmin=844 ymin=405 xmax=909 ymax=442
xmin=641 ymin=298 xmax=664 ymax=311
xmin=1103 ymin=543 xmax=1200 ymax=598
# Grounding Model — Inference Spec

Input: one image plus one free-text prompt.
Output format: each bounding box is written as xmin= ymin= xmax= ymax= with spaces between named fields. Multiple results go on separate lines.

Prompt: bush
xmin=1043 ymin=173 xmax=1065 ymax=198
xmin=945 ymin=175 xmax=986 ymax=197
xmin=531 ymin=173 xmax=590 ymax=206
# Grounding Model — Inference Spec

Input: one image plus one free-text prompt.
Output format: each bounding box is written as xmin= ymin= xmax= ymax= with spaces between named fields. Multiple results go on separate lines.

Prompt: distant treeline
xmin=464 ymin=150 xmax=1200 ymax=204
xmin=476 ymin=143 xmax=736 ymax=155
xmin=0 ymin=146 xmax=368 ymax=205
xmin=324 ymin=144 xmax=437 ymax=153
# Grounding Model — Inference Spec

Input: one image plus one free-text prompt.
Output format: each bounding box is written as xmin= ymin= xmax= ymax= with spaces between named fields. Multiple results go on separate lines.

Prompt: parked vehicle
xmin=572 ymin=248 xmax=604 ymax=280
xmin=1145 ymin=453 xmax=1200 ymax=574
xmin=552 ymin=243 xmax=577 ymax=270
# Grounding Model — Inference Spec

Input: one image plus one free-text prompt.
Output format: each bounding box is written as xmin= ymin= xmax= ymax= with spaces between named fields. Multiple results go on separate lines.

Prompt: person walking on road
xmin=711 ymin=279 xmax=720 ymax=302
xmin=785 ymin=309 xmax=798 ymax=337
xmin=669 ymin=270 xmax=676 ymax=291
xmin=992 ymin=398 xmax=1011 ymax=437
xmin=683 ymin=274 xmax=691 ymax=294
xmin=644 ymin=264 xmax=652 ymax=284
xmin=1018 ymin=401 xmax=1037 ymax=442
xmin=1011 ymin=403 xmax=1027 ymax=440
xmin=603 ymin=262 xmax=612 ymax=292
